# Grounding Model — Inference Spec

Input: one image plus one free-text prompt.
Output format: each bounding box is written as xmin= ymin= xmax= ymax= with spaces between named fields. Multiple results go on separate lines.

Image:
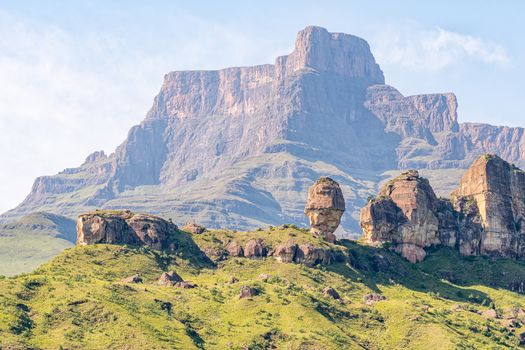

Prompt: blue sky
xmin=0 ymin=1 xmax=524 ymax=213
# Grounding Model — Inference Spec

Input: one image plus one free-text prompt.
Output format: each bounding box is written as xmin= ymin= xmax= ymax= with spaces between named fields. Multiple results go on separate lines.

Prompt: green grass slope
xmin=2 ymin=228 xmax=525 ymax=349
xmin=0 ymin=213 xmax=76 ymax=276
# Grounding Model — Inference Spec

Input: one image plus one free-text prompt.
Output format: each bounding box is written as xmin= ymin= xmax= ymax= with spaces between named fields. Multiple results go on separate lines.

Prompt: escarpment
xmin=360 ymin=154 xmax=525 ymax=262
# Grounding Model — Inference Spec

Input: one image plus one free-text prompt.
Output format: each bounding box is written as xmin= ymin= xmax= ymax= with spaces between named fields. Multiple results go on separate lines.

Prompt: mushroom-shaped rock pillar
xmin=304 ymin=177 xmax=345 ymax=243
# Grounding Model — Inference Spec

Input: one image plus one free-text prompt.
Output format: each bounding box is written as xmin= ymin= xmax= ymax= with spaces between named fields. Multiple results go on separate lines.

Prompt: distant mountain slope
xmin=0 ymin=213 xmax=75 ymax=276
xmin=2 ymin=26 xmax=524 ymax=236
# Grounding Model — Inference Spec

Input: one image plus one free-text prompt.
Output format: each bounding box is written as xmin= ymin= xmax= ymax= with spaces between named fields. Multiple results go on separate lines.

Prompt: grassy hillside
xmin=0 ymin=213 xmax=76 ymax=276
xmin=2 ymin=227 xmax=525 ymax=349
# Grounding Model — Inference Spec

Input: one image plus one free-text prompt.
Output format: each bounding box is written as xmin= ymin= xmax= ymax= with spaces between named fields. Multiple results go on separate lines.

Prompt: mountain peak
xmin=279 ymin=26 xmax=385 ymax=84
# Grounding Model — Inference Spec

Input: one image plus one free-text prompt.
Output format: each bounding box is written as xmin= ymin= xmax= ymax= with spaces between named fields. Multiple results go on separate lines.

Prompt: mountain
xmin=4 ymin=222 xmax=525 ymax=348
xmin=0 ymin=212 xmax=75 ymax=276
xmin=2 ymin=26 xmax=524 ymax=236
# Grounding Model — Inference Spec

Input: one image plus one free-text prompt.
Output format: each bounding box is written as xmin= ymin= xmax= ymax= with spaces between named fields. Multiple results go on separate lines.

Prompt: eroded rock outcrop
xmin=360 ymin=170 xmax=455 ymax=262
xmin=360 ymin=155 xmax=525 ymax=262
xmin=452 ymin=154 xmax=525 ymax=258
xmin=305 ymin=177 xmax=345 ymax=242
xmin=76 ymin=210 xmax=177 ymax=250
xmin=158 ymin=271 xmax=183 ymax=286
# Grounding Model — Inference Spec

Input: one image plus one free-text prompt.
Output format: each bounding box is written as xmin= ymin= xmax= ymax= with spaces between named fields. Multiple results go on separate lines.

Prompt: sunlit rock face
xmin=4 ymin=26 xmax=525 ymax=237
xmin=361 ymin=155 xmax=525 ymax=263
xmin=360 ymin=170 xmax=455 ymax=263
xmin=452 ymin=154 xmax=525 ymax=258
xmin=305 ymin=177 xmax=345 ymax=243
xmin=76 ymin=210 xmax=177 ymax=250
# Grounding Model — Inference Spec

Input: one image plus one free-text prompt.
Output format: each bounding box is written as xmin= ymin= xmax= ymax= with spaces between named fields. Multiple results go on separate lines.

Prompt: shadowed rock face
xmin=361 ymin=155 xmax=525 ymax=262
xmin=360 ymin=170 xmax=455 ymax=262
xmin=77 ymin=210 xmax=177 ymax=250
xmin=305 ymin=177 xmax=345 ymax=242
xmin=452 ymin=154 xmax=525 ymax=258
xmin=4 ymin=26 xmax=525 ymax=237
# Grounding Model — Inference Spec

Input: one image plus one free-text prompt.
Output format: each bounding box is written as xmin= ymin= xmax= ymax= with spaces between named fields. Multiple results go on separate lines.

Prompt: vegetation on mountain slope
xmin=0 ymin=213 xmax=75 ymax=276
xmin=2 ymin=227 xmax=525 ymax=349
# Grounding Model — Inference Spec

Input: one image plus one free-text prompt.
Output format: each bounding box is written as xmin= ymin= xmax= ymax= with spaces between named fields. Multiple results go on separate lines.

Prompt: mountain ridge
xmin=2 ymin=26 xmax=524 ymax=236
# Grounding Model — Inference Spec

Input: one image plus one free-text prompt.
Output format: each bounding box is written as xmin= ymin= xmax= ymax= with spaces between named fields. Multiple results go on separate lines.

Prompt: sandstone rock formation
xmin=183 ymin=223 xmax=206 ymax=234
xmin=360 ymin=170 xmax=455 ymax=262
xmin=305 ymin=177 xmax=345 ymax=242
xmin=239 ymin=286 xmax=258 ymax=299
xmin=244 ymin=239 xmax=267 ymax=259
xmin=363 ymin=293 xmax=386 ymax=305
xmin=273 ymin=240 xmax=298 ymax=263
xmin=76 ymin=210 xmax=178 ymax=250
xmin=158 ymin=271 xmax=183 ymax=286
xmin=361 ymin=155 xmax=525 ymax=262
xmin=322 ymin=286 xmax=340 ymax=300
xmin=215 ymin=237 xmax=339 ymax=266
xmin=4 ymin=26 xmax=525 ymax=238
xmin=452 ymin=154 xmax=525 ymax=258
xmin=122 ymin=274 xmax=142 ymax=283
xmin=224 ymin=240 xmax=244 ymax=257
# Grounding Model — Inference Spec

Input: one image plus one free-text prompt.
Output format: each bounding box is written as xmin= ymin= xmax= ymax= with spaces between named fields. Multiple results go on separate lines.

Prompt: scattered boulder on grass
xmin=363 ymin=293 xmax=386 ymax=305
xmin=244 ymin=239 xmax=267 ymax=259
xmin=229 ymin=276 xmax=239 ymax=284
xmin=183 ymin=222 xmax=206 ymax=234
xmin=224 ymin=240 xmax=244 ymax=257
xmin=322 ymin=287 xmax=340 ymax=300
xmin=239 ymin=286 xmax=258 ymax=299
xmin=158 ymin=271 xmax=183 ymax=286
xmin=258 ymin=274 xmax=271 ymax=281
xmin=122 ymin=274 xmax=143 ymax=283
xmin=482 ymin=309 xmax=498 ymax=319
xmin=175 ymin=281 xmax=197 ymax=289
xmin=273 ymin=240 xmax=297 ymax=263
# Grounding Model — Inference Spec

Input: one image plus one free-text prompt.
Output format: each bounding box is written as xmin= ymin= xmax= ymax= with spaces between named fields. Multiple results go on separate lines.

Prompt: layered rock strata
xmin=304 ymin=177 xmax=345 ymax=242
xmin=77 ymin=210 xmax=178 ymax=250
xmin=361 ymin=155 xmax=525 ymax=262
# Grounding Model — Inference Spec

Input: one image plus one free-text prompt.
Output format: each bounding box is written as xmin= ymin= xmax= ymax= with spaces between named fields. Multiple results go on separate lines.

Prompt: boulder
xmin=175 ymin=281 xmax=197 ymax=289
xmin=295 ymin=244 xmax=334 ymax=266
xmin=183 ymin=222 xmax=206 ymax=234
xmin=258 ymin=274 xmax=271 ymax=281
xmin=229 ymin=276 xmax=239 ymax=284
xmin=452 ymin=154 xmax=525 ymax=258
xmin=122 ymin=274 xmax=143 ymax=283
xmin=360 ymin=170 xmax=458 ymax=262
xmin=77 ymin=210 xmax=178 ymax=251
xmin=482 ymin=309 xmax=498 ymax=319
xmin=224 ymin=240 xmax=244 ymax=257
xmin=322 ymin=287 xmax=340 ymax=299
xmin=273 ymin=240 xmax=298 ymax=263
xmin=239 ymin=286 xmax=258 ymax=299
xmin=158 ymin=271 xmax=183 ymax=286
xmin=363 ymin=293 xmax=386 ymax=305
xmin=304 ymin=177 xmax=345 ymax=243
xmin=244 ymin=239 xmax=267 ymax=259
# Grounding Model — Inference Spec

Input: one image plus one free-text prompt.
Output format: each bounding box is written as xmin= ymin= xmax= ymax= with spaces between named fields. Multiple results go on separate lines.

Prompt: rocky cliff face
xmin=361 ymin=155 xmax=525 ymax=262
xmin=360 ymin=170 xmax=456 ymax=262
xmin=452 ymin=154 xmax=525 ymax=258
xmin=77 ymin=210 xmax=178 ymax=250
xmin=3 ymin=26 xmax=524 ymax=237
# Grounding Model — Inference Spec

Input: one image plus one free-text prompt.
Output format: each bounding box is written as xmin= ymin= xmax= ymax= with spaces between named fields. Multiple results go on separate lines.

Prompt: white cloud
xmin=372 ymin=25 xmax=510 ymax=71
xmin=0 ymin=10 xmax=270 ymax=215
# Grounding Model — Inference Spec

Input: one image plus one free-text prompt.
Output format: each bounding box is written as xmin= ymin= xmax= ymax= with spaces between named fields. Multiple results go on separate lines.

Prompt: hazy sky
xmin=1 ymin=1 xmax=524 ymax=214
